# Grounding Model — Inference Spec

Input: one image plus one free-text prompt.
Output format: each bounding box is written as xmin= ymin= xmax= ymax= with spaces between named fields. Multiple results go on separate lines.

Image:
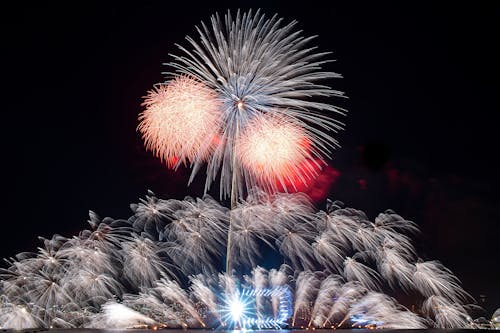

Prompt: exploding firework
xmin=139 ymin=76 xmax=222 ymax=167
xmin=139 ymin=9 xmax=346 ymax=198
xmin=0 ymin=191 xmax=480 ymax=330
xmin=236 ymin=114 xmax=318 ymax=191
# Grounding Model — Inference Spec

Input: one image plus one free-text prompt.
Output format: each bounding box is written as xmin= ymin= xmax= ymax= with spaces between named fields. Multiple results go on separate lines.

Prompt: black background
xmin=2 ymin=2 xmax=499 ymax=316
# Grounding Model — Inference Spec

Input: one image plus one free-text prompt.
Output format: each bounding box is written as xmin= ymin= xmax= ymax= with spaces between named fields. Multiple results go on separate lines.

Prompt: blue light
xmin=350 ymin=314 xmax=384 ymax=327
xmin=219 ymin=286 xmax=292 ymax=329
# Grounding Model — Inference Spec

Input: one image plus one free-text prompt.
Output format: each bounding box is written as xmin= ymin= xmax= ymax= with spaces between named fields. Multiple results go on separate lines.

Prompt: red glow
xmin=237 ymin=114 xmax=315 ymax=188
xmin=386 ymin=166 xmax=422 ymax=197
xmin=211 ymin=134 xmax=222 ymax=146
xmin=166 ymin=156 xmax=179 ymax=168
xmin=387 ymin=167 xmax=399 ymax=190
xmin=358 ymin=178 xmax=367 ymax=190
xmin=273 ymin=159 xmax=341 ymax=202
xmin=300 ymin=137 xmax=311 ymax=150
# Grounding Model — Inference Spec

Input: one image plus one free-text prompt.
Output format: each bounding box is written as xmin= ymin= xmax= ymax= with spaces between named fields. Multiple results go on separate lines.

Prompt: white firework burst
xmin=154 ymin=278 xmax=206 ymax=327
xmin=342 ymin=254 xmax=381 ymax=291
xmin=323 ymin=281 xmax=367 ymax=327
xmin=423 ymin=295 xmax=473 ymax=328
xmin=376 ymin=245 xmax=415 ymax=292
xmin=162 ymin=195 xmax=229 ymax=274
xmin=189 ymin=274 xmax=221 ymax=324
xmin=292 ymin=270 xmax=320 ymax=326
xmin=308 ymin=274 xmax=343 ymax=327
xmin=312 ymin=231 xmax=345 ymax=272
xmin=129 ymin=190 xmax=176 ymax=238
xmin=0 ymin=301 xmax=40 ymax=330
xmin=87 ymin=301 xmax=156 ymax=329
xmin=123 ymin=291 xmax=180 ymax=326
xmin=348 ymin=292 xmax=427 ymax=329
xmin=122 ymin=236 xmax=175 ymax=288
xmin=413 ymin=260 xmax=470 ymax=303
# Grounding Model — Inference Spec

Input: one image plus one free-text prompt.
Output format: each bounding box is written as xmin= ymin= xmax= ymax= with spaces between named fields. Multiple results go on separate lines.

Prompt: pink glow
xmin=138 ymin=76 xmax=221 ymax=168
xmin=236 ymin=114 xmax=318 ymax=190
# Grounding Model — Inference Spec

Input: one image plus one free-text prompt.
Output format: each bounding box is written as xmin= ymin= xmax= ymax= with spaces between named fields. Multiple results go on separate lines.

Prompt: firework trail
xmin=291 ymin=270 xmax=320 ymax=326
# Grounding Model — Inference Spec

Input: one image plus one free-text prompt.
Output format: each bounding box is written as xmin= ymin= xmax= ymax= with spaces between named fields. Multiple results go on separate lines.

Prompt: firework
xmin=414 ymin=260 xmax=471 ymax=303
xmin=1 ymin=9 xmax=483 ymax=331
xmin=347 ymin=293 xmax=427 ymax=329
xmin=423 ymin=295 xmax=473 ymax=328
xmin=88 ymin=302 xmax=155 ymax=329
xmin=138 ymin=76 xmax=222 ymax=168
xmin=0 ymin=191 xmax=478 ymax=330
xmin=140 ymin=10 xmax=345 ymax=198
xmin=236 ymin=114 xmax=317 ymax=191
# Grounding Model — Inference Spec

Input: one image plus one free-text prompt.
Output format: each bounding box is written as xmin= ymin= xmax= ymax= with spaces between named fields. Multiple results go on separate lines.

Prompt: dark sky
xmin=2 ymin=2 xmax=499 ymax=314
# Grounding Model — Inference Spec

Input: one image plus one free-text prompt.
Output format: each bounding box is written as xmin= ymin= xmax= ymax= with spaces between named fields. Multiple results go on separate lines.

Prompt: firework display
xmin=1 ymin=9 xmax=494 ymax=331
xmin=0 ymin=191 xmax=483 ymax=329
xmin=138 ymin=9 xmax=345 ymax=198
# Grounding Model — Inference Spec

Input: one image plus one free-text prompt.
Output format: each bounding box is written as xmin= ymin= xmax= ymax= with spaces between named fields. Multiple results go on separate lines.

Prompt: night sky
xmin=2 ymin=2 xmax=499 ymax=315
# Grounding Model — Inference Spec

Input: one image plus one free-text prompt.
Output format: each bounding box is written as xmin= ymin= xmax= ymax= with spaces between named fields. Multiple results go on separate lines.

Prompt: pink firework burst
xmin=236 ymin=114 xmax=321 ymax=191
xmin=138 ymin=76 xmax=222 ymax=167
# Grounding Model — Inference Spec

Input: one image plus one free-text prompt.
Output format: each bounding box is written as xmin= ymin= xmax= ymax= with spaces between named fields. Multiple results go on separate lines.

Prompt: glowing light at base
xmin=350 ymin=315 xmax=384 ymax=328
xmin=230 ymin=298 xmax=244 ymax=322
xmin=220 ymin=291 xmax=253 ymax=329
xmin=237 ymin=114 xmax=319 ymax=191
xmin=220 ymin=286 xmax=292 ymax=329
xmin=138 ymin=76 xmax=221 ymax=167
